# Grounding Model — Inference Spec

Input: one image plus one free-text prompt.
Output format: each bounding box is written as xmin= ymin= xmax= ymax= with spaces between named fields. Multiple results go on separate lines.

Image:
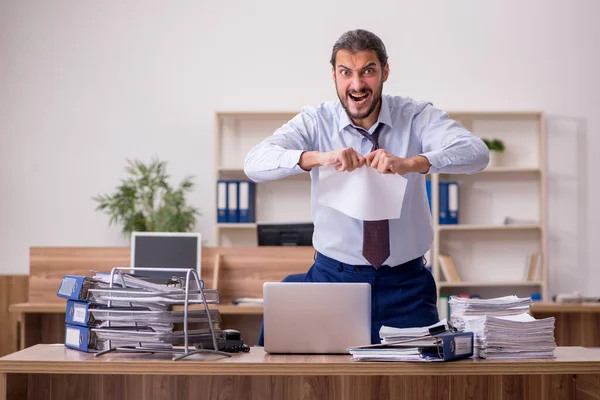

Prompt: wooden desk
xmin=11 ymin=301 xmax=600 ymax=352
xmin=1 ymin=345 xmax=600 ymax=400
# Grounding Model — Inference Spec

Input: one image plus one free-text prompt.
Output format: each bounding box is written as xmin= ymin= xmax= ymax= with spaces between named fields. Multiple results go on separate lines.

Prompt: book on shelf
xmin=438 ymin=254 xmax=461 ymax=283
xmin=523 ymin=252 xmax=542 ymax=281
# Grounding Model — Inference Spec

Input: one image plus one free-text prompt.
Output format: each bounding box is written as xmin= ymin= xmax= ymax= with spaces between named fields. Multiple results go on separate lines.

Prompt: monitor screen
xmin=130 ymin=232 xmax=201 ymax=278
xmin=257 ymin=223 xmax=314 ymax=246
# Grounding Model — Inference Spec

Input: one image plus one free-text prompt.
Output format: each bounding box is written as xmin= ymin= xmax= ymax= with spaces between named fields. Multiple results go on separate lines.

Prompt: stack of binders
xmin=348 ymin=320 xmax=474 ymax=362
xmin=217 ymin=180 xmax=256 ymax=223
xmin=56 ymin=271 xmax=223 ymax=356
xmin=425 ymin=180 xmax=459 ymax=224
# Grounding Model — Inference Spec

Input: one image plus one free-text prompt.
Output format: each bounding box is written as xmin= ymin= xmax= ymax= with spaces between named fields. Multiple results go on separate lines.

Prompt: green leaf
xmin=92 ymin=156 xmax=200 ymax=236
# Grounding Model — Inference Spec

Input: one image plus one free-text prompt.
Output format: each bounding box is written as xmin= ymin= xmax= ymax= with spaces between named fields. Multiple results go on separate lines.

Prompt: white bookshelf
xmin=432 ymin=111 xmax=547 ymax=301
xmin=214 ymin=111 xmax=311 ymax=246
xmin=213 ymin=110 xmax=549 ymax=301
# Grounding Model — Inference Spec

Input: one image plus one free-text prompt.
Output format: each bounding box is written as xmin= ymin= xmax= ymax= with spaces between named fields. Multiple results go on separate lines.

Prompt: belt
xmin=314 ymin=252 xmax=424 ymax=274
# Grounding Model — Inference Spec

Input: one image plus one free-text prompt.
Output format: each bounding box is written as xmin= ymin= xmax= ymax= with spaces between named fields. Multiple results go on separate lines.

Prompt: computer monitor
xmin=130 ymin=232 xmax=202 ymax=278
xmin=257 ymin=222 xmax=314 ymax=246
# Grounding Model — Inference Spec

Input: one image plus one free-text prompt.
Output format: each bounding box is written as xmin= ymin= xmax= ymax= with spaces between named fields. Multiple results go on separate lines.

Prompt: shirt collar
xmin=336 ymin=95 xmax=393 ymax=133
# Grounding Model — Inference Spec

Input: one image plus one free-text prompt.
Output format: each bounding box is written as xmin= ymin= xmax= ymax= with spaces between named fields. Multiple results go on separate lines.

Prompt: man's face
xmin=332 ymin=49 xmax=389 ymax=123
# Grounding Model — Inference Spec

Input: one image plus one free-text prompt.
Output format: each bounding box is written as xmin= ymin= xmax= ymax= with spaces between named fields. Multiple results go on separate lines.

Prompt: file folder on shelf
xmin=227 ymin=181 xmax=239 ymax=222
xmin=217 ymin=180 xmax=228 ymax=223
xmin=439 ymin=181 xmax=459 ymax=224
xmin=238 ymin=180 xmax=256 ymax=223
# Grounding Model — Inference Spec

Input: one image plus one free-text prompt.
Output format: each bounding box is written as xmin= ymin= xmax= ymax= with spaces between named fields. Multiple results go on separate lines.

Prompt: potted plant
xmin=93 ymin=156 xmax=201 ymax=237
xmin=482 ymin=138 xmax=505 ymax=168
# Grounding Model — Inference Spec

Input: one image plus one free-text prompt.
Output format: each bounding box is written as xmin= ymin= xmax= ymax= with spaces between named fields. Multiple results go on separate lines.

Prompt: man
xmin=244 ymin=29 xmax=489 ymax=345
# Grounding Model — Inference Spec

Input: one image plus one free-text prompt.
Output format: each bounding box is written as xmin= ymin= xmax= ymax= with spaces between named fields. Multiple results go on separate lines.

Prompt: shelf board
xmin=440 ymin=167 xmax=541 ymax=176
xmin=218 ymin=168 xmax=246 ymax=173
xmin=216 ymin=223 xmax=257 ymax=229
xmin=217 ymin=168 xmax=309 ymax=180
xmin=216 ymin=111 xmax=297 ymax=118
xmin=448 ymin=111 xmax=543 ymax=120
xmin=437 ymin=224 xmax=541 ymax=232
xmin=481 ymin=167 xmax=541 ymax=174
xmin=437 ymin=280 xmax=543 ymax=288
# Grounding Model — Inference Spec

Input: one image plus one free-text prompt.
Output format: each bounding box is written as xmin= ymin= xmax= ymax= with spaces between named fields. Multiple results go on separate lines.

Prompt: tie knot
xmin=359 ymin=123 xmax=384 ymax=151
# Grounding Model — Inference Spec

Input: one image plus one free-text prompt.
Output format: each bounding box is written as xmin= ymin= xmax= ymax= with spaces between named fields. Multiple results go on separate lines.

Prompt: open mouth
xmin=349 ymin=92 xmax=370 ymax=105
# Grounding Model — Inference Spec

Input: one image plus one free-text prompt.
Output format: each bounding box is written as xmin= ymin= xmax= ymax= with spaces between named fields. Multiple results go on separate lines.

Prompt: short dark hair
xmin=330 ymin=29 xmax=388 ymax=68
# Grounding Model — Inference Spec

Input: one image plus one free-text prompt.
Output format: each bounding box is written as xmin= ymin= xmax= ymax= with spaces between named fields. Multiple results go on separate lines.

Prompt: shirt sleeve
xmin=243 ymin=110 xmax=317 ymax=182
xmin=413 ymin=103 xmax=490 ymax=174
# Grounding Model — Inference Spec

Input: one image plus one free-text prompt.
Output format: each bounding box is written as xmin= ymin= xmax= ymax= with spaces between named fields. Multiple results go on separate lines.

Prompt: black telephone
xmin=219 ymin=329 xmax=250 ymax=353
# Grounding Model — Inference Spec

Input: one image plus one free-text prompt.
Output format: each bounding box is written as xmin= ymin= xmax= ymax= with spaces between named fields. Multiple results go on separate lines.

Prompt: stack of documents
xmin=463 ymin=313 xmax=556 ymax=359
xmin=348 ymin=330 xmax=474 ymax=362
xmin=449 ymin=295 xmax=533 ymax=330
xmin=57 ymin=272 xmax=222 ymax=353
xmin=379 ymin=319 xmax=450 ymax=344
xmin=449 ymin=295 xmax=555 ymax=359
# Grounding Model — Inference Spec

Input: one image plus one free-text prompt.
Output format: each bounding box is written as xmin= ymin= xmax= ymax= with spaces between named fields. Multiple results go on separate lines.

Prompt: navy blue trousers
xmin=257 ymin=252 xmax=439 ymax=346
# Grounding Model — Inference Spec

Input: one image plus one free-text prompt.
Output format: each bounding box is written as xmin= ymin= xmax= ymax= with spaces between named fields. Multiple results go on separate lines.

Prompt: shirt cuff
xmin=420 ymin=150 xmax=451 ymax=174
xmin=279 ymin=149 xmax=305 ymax=169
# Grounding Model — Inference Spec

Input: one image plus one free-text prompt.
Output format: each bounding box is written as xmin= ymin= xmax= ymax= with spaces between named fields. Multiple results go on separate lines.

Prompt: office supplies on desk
xmin=65 ymin=299 xmax=221 ymax=329
xmin=463 ymin=312 xmax=556 ymax=359
xmin=449 ymin=295 xmax=533 ymax=331
xmin=57 ymin=275 xmax=109 ymax=300
xmin=64 ymin=324 xmax=157 ymax=352
xmin=232 ymin=297 xmax=263 ymax=305
xmin=263 ymin=282 xmax=371 ymax=354
xmin=349 ymin=331 xmax=474 ymax=362
xmin=378 ymin=319 xmax=450 ymax=344
xmin=59 ymin=267 xmax=231 ymax=361
xmin=449 ymin=295 xmax=556 ymax=359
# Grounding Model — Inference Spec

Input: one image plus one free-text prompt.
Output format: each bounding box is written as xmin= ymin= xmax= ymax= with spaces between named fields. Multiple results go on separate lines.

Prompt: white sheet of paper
xmin=317 ymin=165 xmax=408 ymax=221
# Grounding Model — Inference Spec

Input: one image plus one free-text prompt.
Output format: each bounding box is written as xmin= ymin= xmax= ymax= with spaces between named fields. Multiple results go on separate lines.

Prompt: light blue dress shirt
xmin=244 ymin=95 xmax=489 ymax=266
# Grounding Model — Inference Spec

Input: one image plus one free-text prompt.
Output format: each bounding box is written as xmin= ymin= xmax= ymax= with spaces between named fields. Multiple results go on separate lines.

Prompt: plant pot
xmin=488 ymin=150 xmax=503 ymax=168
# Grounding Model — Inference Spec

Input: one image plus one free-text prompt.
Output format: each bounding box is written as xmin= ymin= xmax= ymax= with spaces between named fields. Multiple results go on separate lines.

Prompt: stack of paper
xmin=463 ymin=313 xmax=556 ymax=359
xmin=449 ymin=295 xmax=556 ymax=359
xmin=449 ymin=295 xmax=533 ymax=330
xmin=379 ymin=319 xmax=449 ymax=345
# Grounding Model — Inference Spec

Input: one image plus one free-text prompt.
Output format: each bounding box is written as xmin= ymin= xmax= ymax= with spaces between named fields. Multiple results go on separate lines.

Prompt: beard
xmin=336 ymin=81 xmax=383 ymax=122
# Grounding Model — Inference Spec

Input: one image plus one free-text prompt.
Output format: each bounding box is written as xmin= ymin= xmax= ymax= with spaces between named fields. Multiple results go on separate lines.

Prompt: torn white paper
xmin=317 ymin=165 xmax=408 ymax=221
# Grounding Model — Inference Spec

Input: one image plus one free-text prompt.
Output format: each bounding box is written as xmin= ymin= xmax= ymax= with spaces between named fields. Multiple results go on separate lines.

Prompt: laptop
xmin=263 ymin=282 xmax=371 ymax=354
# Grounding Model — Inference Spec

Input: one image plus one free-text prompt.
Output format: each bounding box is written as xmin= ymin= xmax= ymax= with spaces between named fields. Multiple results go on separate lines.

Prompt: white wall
xmin=1 ymin=0 xmax=599 ymax=296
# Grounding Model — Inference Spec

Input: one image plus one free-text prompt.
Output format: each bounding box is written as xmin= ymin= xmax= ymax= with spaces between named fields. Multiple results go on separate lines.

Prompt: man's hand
xmin=318 ymin=147 xmax=365 ymax=172
xmin=299 ymin=148 xmax=365 ymax=172
xmin=365 ymin=150 xmax=431 ymax=175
